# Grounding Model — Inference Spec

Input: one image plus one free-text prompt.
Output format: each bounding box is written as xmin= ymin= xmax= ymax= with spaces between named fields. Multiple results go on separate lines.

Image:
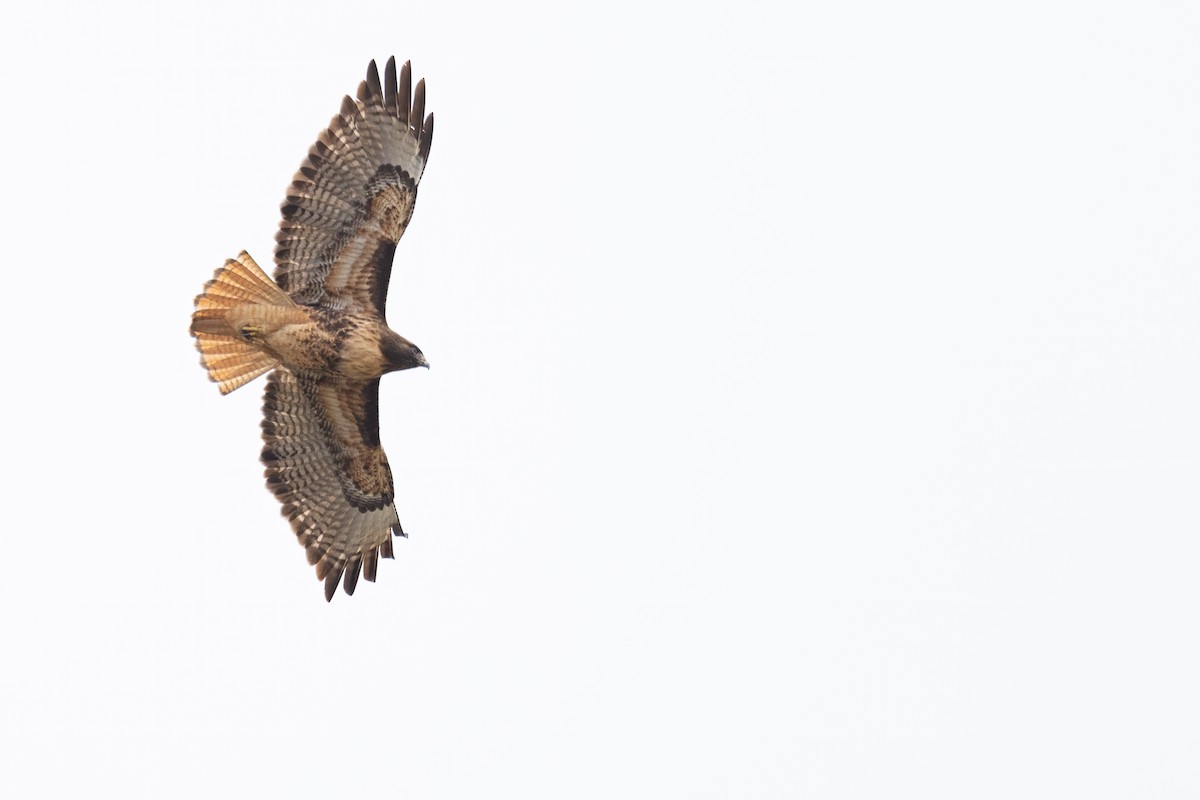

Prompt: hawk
xmin=190 ymin=57 xmax=433 ymax=601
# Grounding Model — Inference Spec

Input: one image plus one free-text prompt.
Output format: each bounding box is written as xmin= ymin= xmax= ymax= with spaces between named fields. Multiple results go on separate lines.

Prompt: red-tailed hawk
xmin=190 ymin=57 xmax=433 ymax=601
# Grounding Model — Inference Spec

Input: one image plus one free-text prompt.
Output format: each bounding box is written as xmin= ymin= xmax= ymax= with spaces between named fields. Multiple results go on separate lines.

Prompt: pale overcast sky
xmin=2 ymin=1 xmax=1199 ymax=797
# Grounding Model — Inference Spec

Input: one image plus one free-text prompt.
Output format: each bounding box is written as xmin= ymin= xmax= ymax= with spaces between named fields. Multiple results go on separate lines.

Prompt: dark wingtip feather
xmin=411 ymin=79 xmax=426 ymax=137
xmin=363 ymin=548 xmax=379 ymax=582
xmin=324 ymin=568 xmax=343 ymax=602
xmin=343 ymin=558 xmax=362 ymax=595
xmin=362 ymin=59 xmax=382 ymax=106
xmin=398 ymin=61 xmax=412 ymax=128
xmin=384 ymin=56 xmax=398 ymax=115
xmin=420 ymin=113 xmax=434 ymax=161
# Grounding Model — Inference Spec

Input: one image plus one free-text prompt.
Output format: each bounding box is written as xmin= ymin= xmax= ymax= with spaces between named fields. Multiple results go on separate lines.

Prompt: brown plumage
xmin=189 ymin=58 xmax=434 ymax=601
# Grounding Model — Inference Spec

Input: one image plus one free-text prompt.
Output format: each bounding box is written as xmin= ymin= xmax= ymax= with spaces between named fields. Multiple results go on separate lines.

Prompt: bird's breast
xmin=336 ymin=324 xmax=392 ymax=381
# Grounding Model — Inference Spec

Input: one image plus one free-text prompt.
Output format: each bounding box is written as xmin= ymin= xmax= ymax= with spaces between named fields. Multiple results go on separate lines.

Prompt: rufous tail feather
xmin=190 ymin=251 xmax=293 ymax=394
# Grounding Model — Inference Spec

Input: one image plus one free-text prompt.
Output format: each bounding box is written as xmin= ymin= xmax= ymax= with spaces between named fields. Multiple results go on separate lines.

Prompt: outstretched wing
xmin=274 ymin=57 xmax=434 ymax=317
xmin=261 ymin=370 xmax=406 ymax=600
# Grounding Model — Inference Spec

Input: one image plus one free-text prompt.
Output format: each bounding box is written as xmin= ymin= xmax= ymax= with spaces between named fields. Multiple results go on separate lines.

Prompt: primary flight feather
xmin=190 ymin=57 xmax=433 ymax=601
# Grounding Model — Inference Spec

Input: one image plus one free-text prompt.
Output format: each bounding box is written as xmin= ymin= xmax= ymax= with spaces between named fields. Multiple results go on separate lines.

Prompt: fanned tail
xmin=190 ymin=251 xmax=293 ymax=394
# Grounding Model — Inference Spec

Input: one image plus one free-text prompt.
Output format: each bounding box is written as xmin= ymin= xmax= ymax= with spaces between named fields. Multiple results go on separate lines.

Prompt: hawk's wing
xmin=274 ymin=57 xmax=433 ymax=317
xmin=261 ymin=370 xmax=404 ymax=600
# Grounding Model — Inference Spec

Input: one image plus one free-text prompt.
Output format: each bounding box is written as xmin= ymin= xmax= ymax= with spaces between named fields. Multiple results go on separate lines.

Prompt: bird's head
xmin=382 ymin=331 xmax=429 ymax=372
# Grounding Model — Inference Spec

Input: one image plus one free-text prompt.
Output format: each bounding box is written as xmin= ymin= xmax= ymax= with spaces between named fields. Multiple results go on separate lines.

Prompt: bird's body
xmin=189 ymin=57 xmax=433 ymax=600
xmin=226 ymin=298 xmax=418 ymax=380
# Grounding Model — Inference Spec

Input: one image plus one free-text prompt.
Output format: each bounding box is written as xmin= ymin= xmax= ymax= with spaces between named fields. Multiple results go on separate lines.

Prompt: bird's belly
xmin=264 ymin=319 xmax=389 ymax=381
xmin=263 ymin=322 xmax=341 ymax=373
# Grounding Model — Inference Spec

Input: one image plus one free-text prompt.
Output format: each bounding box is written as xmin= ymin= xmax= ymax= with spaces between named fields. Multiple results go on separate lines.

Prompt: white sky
xmin=2 ymin=0 xmax=1199 ymax=797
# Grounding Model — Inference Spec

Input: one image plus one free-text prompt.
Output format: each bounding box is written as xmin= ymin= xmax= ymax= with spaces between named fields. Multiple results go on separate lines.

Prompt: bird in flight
xmin=190 ymin=57 xmax=433 ymax=601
